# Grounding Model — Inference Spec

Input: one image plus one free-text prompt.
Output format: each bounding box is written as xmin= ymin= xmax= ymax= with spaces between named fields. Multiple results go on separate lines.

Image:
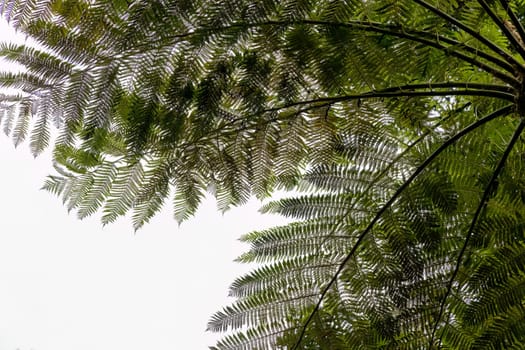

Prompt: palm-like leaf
xmin=2 ymin=0 xmax=525 ymax=349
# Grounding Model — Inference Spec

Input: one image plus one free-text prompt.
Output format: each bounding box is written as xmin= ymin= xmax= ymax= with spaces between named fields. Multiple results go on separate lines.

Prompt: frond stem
xmin=499 ymin=0 xmax=525 ymax=52
xmin=273 ymin=89 xmax=515 ymax=112
xmin=477 ymin=0 xmax=525 ymax=60
xmin=320 ymin=20 xmax=498 ymax=81
xmin=428 ymin=118 xmax=525 ymax=348
xmin=121 ymin=20 xmax=519 ymax=84
xmin=290 ymin=104 xmax=514 ymax=350
xmin=163 ymin=87 xmax=513 ymax=170
xmin=297 ymin=20 xmax=517 ymax=76
xmin=376 ymin=82 xmax=513 ymax=93
xmin=413 ymin=0 xmax=524 ymax=71
xmin=314 ymin=102 xmax=470 ymax=253
xmin=312 ymin=102 xmax=471 ymax=254
xmin=172 ymin=83 xmax=510 ymax=156
xmin=357 ymin=25 xmax=517 ymax=86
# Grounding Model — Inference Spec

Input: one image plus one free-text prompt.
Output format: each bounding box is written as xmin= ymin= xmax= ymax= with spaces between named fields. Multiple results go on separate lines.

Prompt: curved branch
xmin=295 ymin=20 xmax=517 ymax=76
xmin=499 ymin=0 xmax=525 ymax=50
xmin=477 ymin=0 xmax=525 ymax=60
xmin=314 ymin=102 xmax=472 ymax=252
xmin=290 ymin=104 xmax=515 ymax=350
xmin=413 ymin=0 xmax=524 ymax=71
xmin=325 ymin=20 xmax=517 ymax=78
xmin=123 ymin=19 xmax=520 ymax=85
xmin=274 ymin=88 xmax=515 ymax=112
xmin=178 ymin=82 xmax=513 ymax=153
xmin=361 ymin=25 xmax=518 ymax=86
xmin=428 ymin=118 xmax=525 ymax=348
xmin=377 ymin=82 xmax=513 ymax=94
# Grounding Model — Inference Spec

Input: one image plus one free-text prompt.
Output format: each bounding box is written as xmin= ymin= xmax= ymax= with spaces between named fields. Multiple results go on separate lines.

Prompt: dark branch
xmin=294 ymin=20 xmax=517 ymax=76
xmin=365 ymin=27 xmax=517 ymax=86
xmin=428 ymin=118 xmax=525 ymax=348
xmin=314 ymin=104 xmax=465 ymax=260
xmin=499 ymin=0 xmax=525 ymax=52
xmin=290 ymin=104 xmax=515 ymax=350
xmin=185 ymin=83 xmax=513 ymax=152
xmin=323 ymin=20 xmax=517 ymax=77
xmin=413 ymin=0 xmax=524 ymax=72
xmin=477 ymin=0 xmax=525 ymax=60
xmin=125 ymin=19 xmax=520 ymax=85
xmin=275 ymin=88 xmax=515 ymax=112
xmin=376 ymin=82 xmax=513 ymax=94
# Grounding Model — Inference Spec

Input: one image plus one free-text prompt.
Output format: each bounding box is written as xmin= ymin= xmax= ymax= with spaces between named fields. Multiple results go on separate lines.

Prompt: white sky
xmin=0 ymin=19 xmax=286 ymax=350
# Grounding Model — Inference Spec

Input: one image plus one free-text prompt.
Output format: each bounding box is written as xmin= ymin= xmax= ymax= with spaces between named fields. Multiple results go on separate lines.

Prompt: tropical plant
xmin=2 ymin=0 xmax=525 ymax=349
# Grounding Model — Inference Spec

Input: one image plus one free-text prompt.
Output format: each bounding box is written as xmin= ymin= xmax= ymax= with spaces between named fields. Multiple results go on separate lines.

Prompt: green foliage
xmin=2 ymin=0 xmax=525 ymax=349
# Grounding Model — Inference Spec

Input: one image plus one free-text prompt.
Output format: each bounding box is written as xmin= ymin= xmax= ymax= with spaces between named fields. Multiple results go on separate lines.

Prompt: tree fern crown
xmin=2 ymin=0 xmax=525 ymax=349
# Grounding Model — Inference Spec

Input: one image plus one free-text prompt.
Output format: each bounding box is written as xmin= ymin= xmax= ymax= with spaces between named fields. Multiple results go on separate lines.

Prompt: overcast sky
xmin=0 ymin=19 xmax=286 ymax=350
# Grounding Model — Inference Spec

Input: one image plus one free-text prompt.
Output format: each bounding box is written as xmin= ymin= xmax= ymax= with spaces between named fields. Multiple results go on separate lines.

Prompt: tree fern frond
xmin=29 ymin=100 xmax=50 ymax=156
xmin=12 ymin=99 xmax=31 ymax=147
xmin=76 ymin=162 xmax=118 ymax=219
xmin=2 ymin=2 xmax=525 ymax=349
xmin=172 ymin=168 xmax=207 ymax=224
xmin=101 ymin=160 xmax=145 ymax=225
xmin=2 ymin=103 xmax=16 ymax=136
xmin=429 ymin=120 xmax=525 ymax=348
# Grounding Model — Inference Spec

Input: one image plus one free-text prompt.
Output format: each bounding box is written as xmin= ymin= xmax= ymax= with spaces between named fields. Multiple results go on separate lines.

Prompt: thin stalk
xmin=355 ymin=25 xmax=518 ymax=86
xmin=477 ymin=0 xmax=525 ymax=60
xmin=268 ymin=82 xmax=516 ymax=112
xmin=176 ymin=82 xmax=514 ymax=153
xmin=120 ymin=20 xmax=520 ymax=83
xmin=379 ymin=82 xmax=513 ymax=93
xmin=499 ymin=0 xmax=525 ymax=49
xmin=414 ymin=0 xmax=524 ymax=71
xmin=290 ymin=104 xmax=514 ymax=350
xmin=272 ymin=89 xmax=515 ymax=112
xmin=314 ymin=102 xmax=472 ymax=255
xmin=326 ymin=20 xmax=516 ymax=76
xmin=429 ymin=119 xmax=525 ymax=348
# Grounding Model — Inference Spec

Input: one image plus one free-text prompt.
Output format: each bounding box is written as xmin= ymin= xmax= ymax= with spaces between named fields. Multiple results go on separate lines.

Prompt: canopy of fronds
xmin=1 ymin=0 xmax=525 ymax=349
